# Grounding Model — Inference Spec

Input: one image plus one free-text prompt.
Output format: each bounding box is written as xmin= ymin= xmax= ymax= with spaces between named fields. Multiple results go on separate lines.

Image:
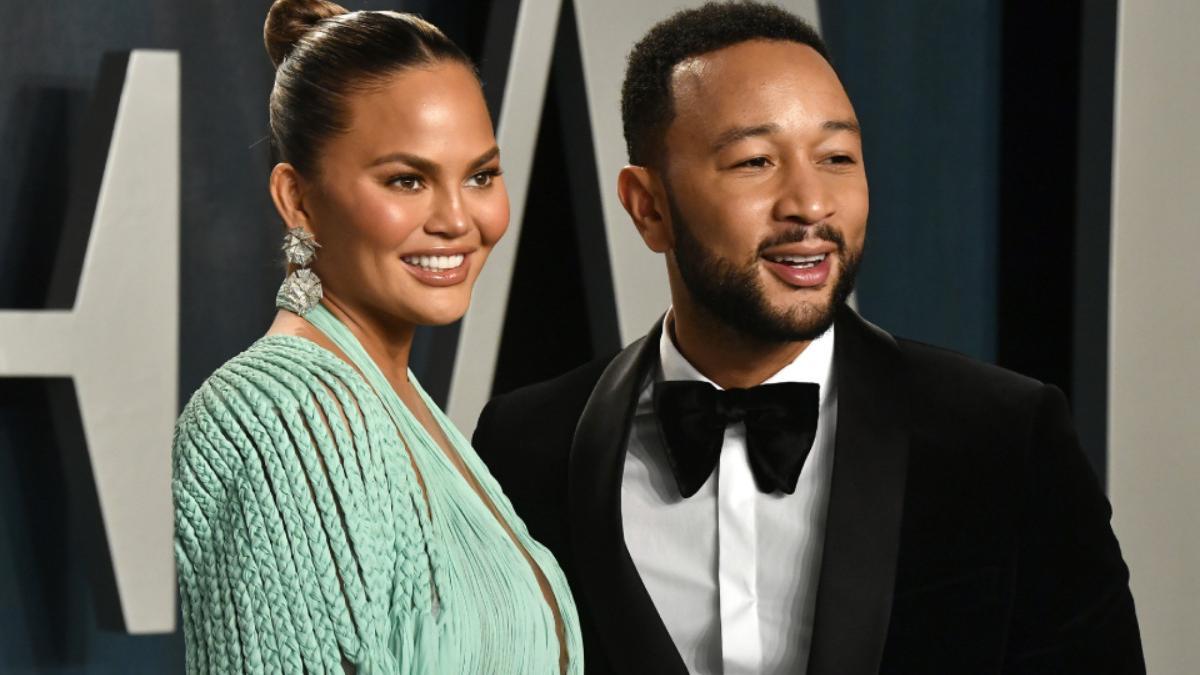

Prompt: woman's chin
xmin=402 ymin=302 xmax=469 ymax=327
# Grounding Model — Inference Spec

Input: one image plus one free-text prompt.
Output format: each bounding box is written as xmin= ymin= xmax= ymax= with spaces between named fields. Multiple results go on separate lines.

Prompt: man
xmin=473 ymin=3 xmax=1144 ymax=673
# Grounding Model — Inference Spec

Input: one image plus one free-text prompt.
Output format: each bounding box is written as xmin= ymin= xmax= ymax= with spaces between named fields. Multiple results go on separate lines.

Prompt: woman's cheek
xmin=355 ymin=197 xmax=423 ymax=246
xmin=477 ymin=185 xmax=510 ymax=246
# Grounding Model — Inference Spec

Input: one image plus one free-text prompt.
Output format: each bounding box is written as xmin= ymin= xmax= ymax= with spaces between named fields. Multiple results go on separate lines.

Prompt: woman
xmin=171 ymin=2 xmax=580 ymax=672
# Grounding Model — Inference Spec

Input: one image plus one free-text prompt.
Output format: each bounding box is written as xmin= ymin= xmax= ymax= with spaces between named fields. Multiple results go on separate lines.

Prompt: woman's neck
xmin=320 ymin=293 xmax=417 ymax=394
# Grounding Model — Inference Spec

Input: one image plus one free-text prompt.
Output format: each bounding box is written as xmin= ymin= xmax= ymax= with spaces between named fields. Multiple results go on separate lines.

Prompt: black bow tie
xmin=652 ymin=380 xmax=820 ymax=498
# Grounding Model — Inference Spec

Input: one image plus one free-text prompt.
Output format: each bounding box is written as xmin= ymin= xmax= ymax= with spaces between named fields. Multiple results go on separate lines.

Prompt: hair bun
xmin=264 ymin=0 xmax=349 ymax=68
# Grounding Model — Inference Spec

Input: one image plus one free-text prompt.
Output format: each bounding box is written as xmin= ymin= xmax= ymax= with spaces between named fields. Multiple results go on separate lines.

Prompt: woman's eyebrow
xmin=468 ymin=146 xmax=500 ymax=170
xmin=368 ymin=146 xmax=500 ymax=172
xmin=368 ymin=152 xmax=436 ymax=173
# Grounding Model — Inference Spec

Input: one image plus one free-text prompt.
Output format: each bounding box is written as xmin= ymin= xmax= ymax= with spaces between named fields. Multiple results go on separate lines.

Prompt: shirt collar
xmin=658 ymin=309 xmax=836 ymax=396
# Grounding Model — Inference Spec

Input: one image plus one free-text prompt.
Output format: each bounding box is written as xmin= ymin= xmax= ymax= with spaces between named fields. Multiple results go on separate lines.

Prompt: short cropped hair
xmin=620 ymin=1 xmax=830 ymax=167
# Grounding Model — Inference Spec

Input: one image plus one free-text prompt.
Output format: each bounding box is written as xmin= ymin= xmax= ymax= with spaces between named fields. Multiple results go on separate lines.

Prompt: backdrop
xmin=2 ymin=0 xmax=1195 ymax=672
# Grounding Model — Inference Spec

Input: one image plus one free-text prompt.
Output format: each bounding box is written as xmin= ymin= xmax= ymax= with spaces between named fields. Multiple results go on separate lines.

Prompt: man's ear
xmin=617 ymin=165 xmax=673 ymax=253
xmin=269 ymin=163 xmax=313 ymax=233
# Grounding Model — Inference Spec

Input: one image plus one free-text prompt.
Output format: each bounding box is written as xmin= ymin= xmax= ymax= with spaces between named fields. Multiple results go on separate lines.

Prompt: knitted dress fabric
xmin=172 ymin=306 xmax=581 ymax=674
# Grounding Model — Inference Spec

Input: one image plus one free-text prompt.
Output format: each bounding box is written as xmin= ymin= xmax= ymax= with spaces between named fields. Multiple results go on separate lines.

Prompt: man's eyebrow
xmin=711 ymin=123 xmax=781 ymax=151
xmin=823 ymin=119 xmax=861 ymax=136
xmin=710 ymin=119 xmax=861 ymax=152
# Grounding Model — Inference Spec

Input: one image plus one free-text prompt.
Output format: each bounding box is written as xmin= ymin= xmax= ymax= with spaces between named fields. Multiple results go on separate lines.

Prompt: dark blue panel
xmin=819 ymin=0 xmax=1002 ymax=362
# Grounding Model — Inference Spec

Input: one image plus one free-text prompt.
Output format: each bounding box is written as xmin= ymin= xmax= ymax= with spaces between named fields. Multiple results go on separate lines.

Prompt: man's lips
xmin=761 ymin=251 xmax=834 ymax=288
xmin=759 ymin=241 xmax=838 ymax=259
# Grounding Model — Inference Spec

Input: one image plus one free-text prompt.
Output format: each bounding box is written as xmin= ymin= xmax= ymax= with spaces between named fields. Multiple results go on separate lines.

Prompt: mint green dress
xmin=172 ymin=305 xmax=581 ymax=674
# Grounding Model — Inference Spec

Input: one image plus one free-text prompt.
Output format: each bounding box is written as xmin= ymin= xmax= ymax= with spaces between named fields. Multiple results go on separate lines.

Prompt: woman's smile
xmin=400 ymin=248 xmax=474 ymax=286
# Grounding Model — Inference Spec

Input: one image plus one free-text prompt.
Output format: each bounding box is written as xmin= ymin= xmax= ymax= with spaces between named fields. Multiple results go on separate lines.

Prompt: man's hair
xmin=620 ymin=1 xmax=830 ymax=167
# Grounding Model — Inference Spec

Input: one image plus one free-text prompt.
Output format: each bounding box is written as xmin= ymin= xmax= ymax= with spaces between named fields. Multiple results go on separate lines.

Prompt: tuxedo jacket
xmin=472 ymin=307 xmax=1144 ymax=674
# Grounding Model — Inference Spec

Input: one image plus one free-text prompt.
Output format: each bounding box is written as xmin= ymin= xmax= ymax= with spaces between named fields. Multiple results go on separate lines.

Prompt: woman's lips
xmin=400 ymin=252 xmax=471 ymax=287
xmin=762 ymin=253 xmax=833 ymax=288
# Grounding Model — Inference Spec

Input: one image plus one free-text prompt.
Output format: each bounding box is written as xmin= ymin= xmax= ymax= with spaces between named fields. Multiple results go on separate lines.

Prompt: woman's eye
xmin=389 ymin=175 xmax=424 ymax=191
xmin=467 ymin=169 xmax=501 ymax=188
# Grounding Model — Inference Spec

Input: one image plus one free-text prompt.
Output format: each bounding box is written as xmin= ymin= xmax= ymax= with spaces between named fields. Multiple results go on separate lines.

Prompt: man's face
xmin=660 ymin=39 xmax=868 ymax=342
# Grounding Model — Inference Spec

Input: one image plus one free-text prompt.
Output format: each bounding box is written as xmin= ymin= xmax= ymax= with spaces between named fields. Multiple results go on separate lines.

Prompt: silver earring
xmin=275 ymin=227 xmax=323 ymax=315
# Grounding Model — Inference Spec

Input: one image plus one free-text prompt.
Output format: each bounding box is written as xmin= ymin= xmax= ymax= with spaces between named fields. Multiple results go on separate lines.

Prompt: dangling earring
xmin=275 ymin=227 xmax=323 ymax=315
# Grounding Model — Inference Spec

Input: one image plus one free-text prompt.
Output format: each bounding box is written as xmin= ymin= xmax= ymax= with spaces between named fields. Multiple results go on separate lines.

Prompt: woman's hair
xmin=263 ymin=0 xmax=476 ymax=176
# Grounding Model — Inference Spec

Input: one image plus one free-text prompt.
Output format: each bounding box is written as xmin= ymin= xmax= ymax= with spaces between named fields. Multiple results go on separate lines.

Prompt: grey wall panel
xmin=448 ymin=0 xmax=562 ymax=433
xmin=1108 ymin=0 xmax=1200 ymax=670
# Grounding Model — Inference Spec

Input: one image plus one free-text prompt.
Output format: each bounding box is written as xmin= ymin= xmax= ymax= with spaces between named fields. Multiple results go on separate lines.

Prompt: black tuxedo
xmin=473 ymin=307 xmax=1144 ymax=674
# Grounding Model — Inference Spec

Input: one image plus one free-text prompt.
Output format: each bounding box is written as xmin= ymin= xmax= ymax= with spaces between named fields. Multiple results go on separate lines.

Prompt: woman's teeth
xmin=402 ymin=254 xmax=465 ymax=271
xmin=766 ymin=253 xmax=827 ymax=268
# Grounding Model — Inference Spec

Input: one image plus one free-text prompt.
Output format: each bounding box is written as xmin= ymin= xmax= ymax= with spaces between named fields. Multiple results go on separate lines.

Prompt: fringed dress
xmin=172 ymin=305 xmax=581 ymax=673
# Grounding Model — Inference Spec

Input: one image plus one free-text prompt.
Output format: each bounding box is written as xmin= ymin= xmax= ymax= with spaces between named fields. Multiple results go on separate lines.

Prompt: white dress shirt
xmin=621 ymin=315 xmax=838 ymax=674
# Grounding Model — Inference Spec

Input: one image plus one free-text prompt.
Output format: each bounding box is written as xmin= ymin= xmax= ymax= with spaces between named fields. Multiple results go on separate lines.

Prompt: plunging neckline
xmin=262 ymin=311 xmax=569 ymax=673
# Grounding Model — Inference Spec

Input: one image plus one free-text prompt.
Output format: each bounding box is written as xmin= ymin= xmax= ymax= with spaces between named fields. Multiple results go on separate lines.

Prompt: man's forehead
xmin=670 ymin=53 xmax=716 ymax=91
xmin=667 ymin=40 xmax=852 ymax=127
xmin=672 ymin=41 xmax=839 ymax=100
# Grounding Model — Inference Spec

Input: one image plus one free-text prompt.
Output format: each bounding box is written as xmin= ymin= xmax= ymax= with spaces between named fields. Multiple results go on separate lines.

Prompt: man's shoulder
xmin=891 ymin=336 xmax=1052 ymax=437
xmin=840 ymin=308 xmax=1044 ymax=404
xmin=896 ymin=337 xmax=1043 ymax=398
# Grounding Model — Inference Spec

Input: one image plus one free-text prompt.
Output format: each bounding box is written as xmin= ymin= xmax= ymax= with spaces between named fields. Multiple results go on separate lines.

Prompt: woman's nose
xmin=426 ymin=189 xmax=470 ymax=237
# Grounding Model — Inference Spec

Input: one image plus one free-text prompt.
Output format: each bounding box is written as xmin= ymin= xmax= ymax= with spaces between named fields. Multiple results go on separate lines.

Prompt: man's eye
xmin=389 ymin=175 xmax=424 ymax=191
xmin=737 ymin=156 xmax=771 ymax=169
xmin=825 ymin=154 xmax=856 ymax=165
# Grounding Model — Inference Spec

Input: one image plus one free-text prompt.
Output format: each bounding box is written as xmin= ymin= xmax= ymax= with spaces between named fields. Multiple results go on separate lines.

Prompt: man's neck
xmin=669 ymin=305 xmax=811 ymax=390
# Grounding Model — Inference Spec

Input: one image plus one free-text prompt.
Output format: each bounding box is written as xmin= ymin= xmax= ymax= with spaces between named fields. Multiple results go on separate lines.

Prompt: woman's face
xmin=299 ymin=61 xmax=508 ymax=327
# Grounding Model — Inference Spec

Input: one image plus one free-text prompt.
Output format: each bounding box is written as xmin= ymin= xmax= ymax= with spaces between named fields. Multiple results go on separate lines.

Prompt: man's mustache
xmin=756 ymin=223 xmax=846 ymax=255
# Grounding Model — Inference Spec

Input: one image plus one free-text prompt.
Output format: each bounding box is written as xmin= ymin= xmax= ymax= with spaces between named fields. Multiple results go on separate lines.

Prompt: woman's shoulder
xmin=183 ymin=335 xmax=349 ymax=406
xmin=173 ymin=335 xmax=381 ymax=467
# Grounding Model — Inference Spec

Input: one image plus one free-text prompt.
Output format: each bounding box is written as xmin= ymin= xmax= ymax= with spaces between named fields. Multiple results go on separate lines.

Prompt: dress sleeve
xmin=172 ymin=343 xmax=431 ymax=674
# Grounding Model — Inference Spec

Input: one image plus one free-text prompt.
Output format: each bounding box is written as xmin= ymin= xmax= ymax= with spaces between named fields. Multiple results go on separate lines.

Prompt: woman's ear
xmin=269 ymin=163 xmax=312 ymax=232
xmin=617 ymin=165 xmax=673 ymax=253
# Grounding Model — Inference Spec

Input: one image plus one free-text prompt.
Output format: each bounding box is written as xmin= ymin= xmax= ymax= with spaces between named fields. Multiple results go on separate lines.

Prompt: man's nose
xmin=772 ymin=162 xmax=836 ymax=225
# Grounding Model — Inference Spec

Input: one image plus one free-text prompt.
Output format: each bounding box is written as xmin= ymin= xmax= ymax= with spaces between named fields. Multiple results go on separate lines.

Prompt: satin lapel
xmin=807 ymin=307 xmax=911 ymax=675
xmin=568 ymin=319 xmax=688 ymax=675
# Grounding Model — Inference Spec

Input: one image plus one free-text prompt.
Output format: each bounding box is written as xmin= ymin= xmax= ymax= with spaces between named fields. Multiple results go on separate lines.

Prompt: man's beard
xmin=668 ymin=194 xmax=862 ymax=343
